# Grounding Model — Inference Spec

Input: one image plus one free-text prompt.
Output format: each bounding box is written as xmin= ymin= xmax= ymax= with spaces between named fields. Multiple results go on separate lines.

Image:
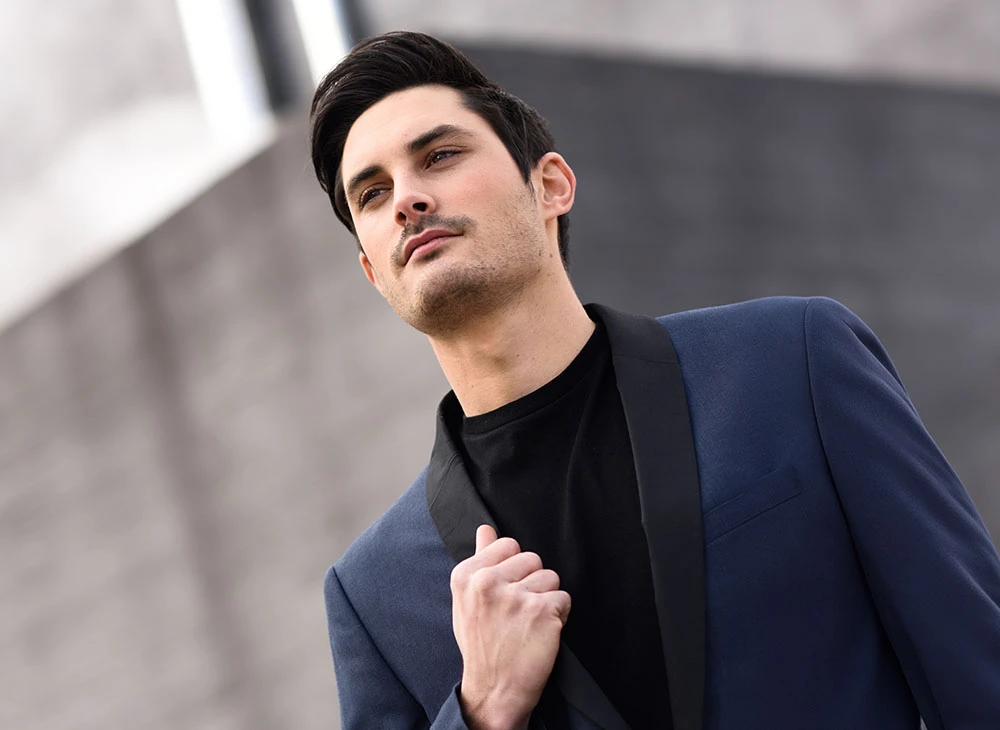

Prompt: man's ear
xmin=536 ymin=152 xmax=576 ymax=219
xmin=359 ymin=250 xmax=385 ymax=296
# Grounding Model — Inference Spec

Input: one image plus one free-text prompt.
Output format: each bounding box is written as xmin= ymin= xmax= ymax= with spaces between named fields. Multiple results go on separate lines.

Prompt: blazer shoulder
xmin=657 ymin=295 xmax=810 ymax=329
xmin=657 ymin=296 xmax=866 ymax=349
xmin=334 ymin=468 xmax=437 ymax=579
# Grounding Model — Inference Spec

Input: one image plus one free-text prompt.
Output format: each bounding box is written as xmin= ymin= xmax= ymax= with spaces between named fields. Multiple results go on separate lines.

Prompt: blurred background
xmin=2 ymin=1 xmax=998 ymax=728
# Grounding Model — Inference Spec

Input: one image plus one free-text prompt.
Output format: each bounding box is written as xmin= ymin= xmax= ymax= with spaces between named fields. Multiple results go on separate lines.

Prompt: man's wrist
xmin=458 ymin=682 xmax=531 ymax=730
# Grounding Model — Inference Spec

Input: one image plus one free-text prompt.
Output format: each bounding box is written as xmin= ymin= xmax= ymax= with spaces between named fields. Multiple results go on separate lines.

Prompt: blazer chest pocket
xmin=703 ymin=467 xmax=802 ymax=545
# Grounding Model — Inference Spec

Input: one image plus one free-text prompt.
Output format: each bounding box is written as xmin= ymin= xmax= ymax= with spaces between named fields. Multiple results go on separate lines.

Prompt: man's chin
xmin=395 ymin=268 xmax=496 ymax=336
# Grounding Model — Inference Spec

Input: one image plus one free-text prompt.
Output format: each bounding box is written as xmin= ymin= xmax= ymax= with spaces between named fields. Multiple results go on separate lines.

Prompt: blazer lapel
xmin=591 ymin=304 xmax=706 ymax=730
xmin=426 ymin=394 xmax=497 ymax=561
xmin=426 ymin=395 xmax=629 ymax=730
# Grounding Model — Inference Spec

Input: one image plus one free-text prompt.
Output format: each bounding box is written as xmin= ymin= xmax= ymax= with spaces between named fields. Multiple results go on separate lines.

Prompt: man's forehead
xmin=342 ymin=85 xmax=483 ymax=170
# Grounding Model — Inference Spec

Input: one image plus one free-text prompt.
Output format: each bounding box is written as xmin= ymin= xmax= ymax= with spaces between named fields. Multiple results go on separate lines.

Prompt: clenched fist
xmin=451 ymin=524 xmax=571 ymax=730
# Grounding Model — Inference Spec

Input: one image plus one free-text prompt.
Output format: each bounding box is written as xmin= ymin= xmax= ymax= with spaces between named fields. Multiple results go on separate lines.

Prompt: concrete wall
xmin=0 ymin=0 xmax=275 ymax=333
xmin=367 ymin=0 xmax=1000 ymax=91
xmin=0 ymin=0 xmax=194 ymax=192
xmin=4 ymin=30 xmax=999 ymax=730
xmin=1 ymin=112 xmax=444 ymax=729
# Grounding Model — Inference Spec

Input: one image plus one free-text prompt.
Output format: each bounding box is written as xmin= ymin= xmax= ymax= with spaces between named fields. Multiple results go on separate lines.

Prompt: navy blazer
xmin=325 ymin=297 xmax=1000 ymax=729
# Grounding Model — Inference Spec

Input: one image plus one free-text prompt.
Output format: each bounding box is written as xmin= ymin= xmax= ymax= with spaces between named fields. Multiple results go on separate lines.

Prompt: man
xmin=311 ymin=31 xmax=1000 ymax=730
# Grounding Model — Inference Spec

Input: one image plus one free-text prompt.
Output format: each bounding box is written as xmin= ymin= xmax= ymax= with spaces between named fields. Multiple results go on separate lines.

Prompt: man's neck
xmin=428 ymin=281 xmax=594 ymax=417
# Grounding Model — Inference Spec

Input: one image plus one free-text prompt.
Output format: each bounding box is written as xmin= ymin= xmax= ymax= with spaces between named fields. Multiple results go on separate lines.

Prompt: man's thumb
xmin=475 ymin=524 xmax=498 ymax=553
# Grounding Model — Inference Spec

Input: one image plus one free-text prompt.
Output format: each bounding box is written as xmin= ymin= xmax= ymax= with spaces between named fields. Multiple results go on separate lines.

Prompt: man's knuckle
xmin=525 ymin=591 xmax=547 ymax=612
xmin=468 ymin=569 xmax=493 ymax=595
xmin=497 ymin=536 xmax=520 ymax=553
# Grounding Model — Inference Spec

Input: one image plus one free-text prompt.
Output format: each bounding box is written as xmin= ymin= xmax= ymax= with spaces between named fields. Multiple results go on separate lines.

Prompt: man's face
xmin=340 ymin=84 xmax=558 ymax=335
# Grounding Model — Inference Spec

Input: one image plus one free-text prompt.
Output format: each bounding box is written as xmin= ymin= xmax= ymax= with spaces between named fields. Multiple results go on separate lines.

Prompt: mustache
xmin=395 ymin=214 xmax=475 ymax=259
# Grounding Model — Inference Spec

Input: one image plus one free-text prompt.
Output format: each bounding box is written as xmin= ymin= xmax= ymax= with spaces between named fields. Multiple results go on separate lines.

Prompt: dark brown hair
xmin=309 ymin=31 xmax=570 ymax=263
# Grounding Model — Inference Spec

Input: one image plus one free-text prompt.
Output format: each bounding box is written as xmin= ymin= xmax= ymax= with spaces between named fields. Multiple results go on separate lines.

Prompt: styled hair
xmin=309 ymin=31 xmax=570 ymax=264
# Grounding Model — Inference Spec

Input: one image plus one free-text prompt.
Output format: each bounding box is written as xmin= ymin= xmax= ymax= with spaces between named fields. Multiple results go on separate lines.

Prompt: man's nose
xmin=394 ymin=187 xmax=436 ymax=226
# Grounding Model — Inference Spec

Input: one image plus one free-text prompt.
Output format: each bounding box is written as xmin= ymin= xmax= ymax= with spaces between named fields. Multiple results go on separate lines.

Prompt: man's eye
xmin=358 ymin=187 xmax=385 ymax=209
xmin=427 ymin=149 xmax=459 ymax=166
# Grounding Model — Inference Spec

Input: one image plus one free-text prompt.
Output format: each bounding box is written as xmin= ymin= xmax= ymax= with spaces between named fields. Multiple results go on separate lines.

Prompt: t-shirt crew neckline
xmin=460 ymin=318 xmax=605 ymax=436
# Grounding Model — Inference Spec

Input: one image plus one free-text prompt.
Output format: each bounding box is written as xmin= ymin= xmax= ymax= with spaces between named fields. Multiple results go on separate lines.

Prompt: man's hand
xmin=451 ymin=524 xmax=571 ymax=730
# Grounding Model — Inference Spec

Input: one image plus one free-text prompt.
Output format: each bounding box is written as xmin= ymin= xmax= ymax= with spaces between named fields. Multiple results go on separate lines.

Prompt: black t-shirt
xmin=444 ymin=320 xmax=671 ymax=729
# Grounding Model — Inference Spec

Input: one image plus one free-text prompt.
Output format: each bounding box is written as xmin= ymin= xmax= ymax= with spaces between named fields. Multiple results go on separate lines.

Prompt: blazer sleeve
xmin=804 ymin=297 xmax=1000 ymax=729
xmin=325 ymin=565 xmax=470 ymax=730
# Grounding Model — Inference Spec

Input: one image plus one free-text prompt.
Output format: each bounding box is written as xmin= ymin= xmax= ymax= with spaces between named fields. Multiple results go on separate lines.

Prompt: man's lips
xmin=402 ymin=229 xmax=460 ymax=264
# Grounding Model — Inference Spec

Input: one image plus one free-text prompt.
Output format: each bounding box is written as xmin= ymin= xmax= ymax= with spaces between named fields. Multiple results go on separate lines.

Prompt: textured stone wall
xmin=367 ymin=0 xmax=1000 ymax=91
xmin=0 ymin=113 xmax=445 ymax=729
xmin=3 ymin=40 xmax=998 ymax=730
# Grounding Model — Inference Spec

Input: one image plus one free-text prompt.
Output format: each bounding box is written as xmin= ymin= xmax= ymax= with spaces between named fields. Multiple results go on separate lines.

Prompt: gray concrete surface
xmin=4 ymin=13 xmax=1000 ymax=730
xmin=0 ymin=0 xmax=276 ymax=334
xmin=1 ymin=112 xmax=444 ymax=729
xmin=367 ymin=0 xmax=1000 ymax=91
xmin=0 ymin=0 xmax=195 ymax=193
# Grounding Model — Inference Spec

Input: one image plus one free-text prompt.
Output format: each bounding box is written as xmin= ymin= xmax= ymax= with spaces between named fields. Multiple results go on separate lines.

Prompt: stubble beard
xmin=390 ymin=212 xmax=546 ymax=337
xmin=392 ymin=248 xmax=535 ymax=337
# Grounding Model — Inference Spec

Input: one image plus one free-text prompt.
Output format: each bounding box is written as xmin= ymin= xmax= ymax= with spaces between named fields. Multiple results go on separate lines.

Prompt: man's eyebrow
xmin=406 ymin=123 xmax=473 ymax=154
xmin=345 ymin=164 xmax=383 ymax=203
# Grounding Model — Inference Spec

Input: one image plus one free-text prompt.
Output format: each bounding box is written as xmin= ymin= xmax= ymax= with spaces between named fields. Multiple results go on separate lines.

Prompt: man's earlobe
xmin=359 ymin=251 xmax=385 ymax=296
xmin=539 ymin=152 xmax=576 ymax=218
